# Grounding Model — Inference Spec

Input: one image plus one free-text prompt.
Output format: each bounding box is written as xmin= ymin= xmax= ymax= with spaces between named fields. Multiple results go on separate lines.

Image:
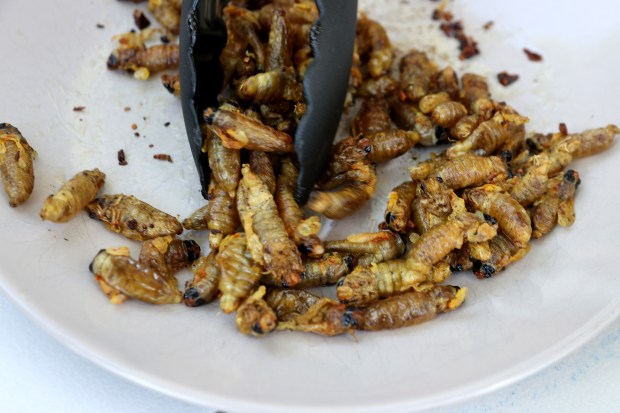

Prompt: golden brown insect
xmin=266 ymin=7 xmax=293 ymax=71
xmin=257 ymin=0 xmax=318 ymax=30
xmin=308 ymin=163 xmax=377 ymax=220
xmin=298 ymin=252 xmax=353 ymax=288
xmin=464 ymin=184 xmax=532 ymax=248
xmin=388 ymin=97 xmax=438 ymax=146
xmin=274 ymin=159 xmax=324 ymax=257
xmin=249 ymin=151 xmax=277 ymax=195
xmin=384 ymin=180 xmax=416 ymax=233
xmin=86 ymin=194 xmax=183 ymax=241
xmin=506 ymin=153 xmax=550 ymax=207
xmin=216 ymin=233 xmax=263 ymax=313
xmin=237 ymin=68 xmax=302 ymax=102
xmin=148 ymin=0 xmax=182 ymax=34
xmin=449 ymin=114 xmax=480 ymax=141
xmin=460 ymin=73 xmax=493 ymax=119
xmin=224 ymin=4 xmax=265 ymax=70
xmin=399 ymin=49 xmax=438 ymax=102
xmin=357 ymin=75 xmax=399 ymax=98
xmin=352 ymin=97 xmax=391 ymax=136
xmin=220 ymin=6 xmax=251 ymax=85
xmin=431 ymin=66 xmax=460 ymax=98
xmin=323 ymin=135 xmax=372 ymax=181
xmin=205 ymin=178 xmax=241 ymax=249
xmin=183 ymin=250 xmax=220 ymax=307
xmin=531 ymin=170 xmax=580 ymax=239
xmin=0 ymin=123 xmax=36 ymax=207
xmin=418 ymin=92 xmax=451 ymax=114
xmin=204 ymin=126 xmax=240 ymax=197
xmin=40 ymin=169 xmax=105 ymax=223
xmin=566 ymin=124 xmax=618 ymax=158
xmin=357 ymin=14 xmax=393 ymax=78
xmin=161 ymin=72 xmax=180 ymax=96
xmin=235 ymin=286 xmax=278 ymax=337
xmin=238 ymin=164 xmax=303 ymax=287
xmin=420 ymin=155 xmax=509 ymax=189
xmin=325 ymin=231 xmax=405 ymax=267
xmin=342 ymin=285 xmax=466 ymax=331
xmin=410 ymin=177 xmax=454 ymax=234
xmin=107 ymin=44 xmax=179 ymax=78
xmin=431 ymin=101 xmax=468 ymax=128
xmin=264 ymin=288 xmax=321 ymax=321
xmin=365 ymin=129 xmax=420 ymax=163
xmin=472 ymin=232 xmax=530 ymax=279
xmin=446 ymin=117 xmax=511 ymax=158
xmin=277 ymin=298 xmax=348 ymax=336
xmin=138 ymin=235 xmax=200 ymax=277
xmin=207 ymin=108 xmax=294 ymax=153
xmin=89 ymin=247 xmax=182 ymax=304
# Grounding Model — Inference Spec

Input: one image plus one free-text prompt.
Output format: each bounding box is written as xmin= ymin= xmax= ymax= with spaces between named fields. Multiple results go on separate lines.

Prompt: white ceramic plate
xmin=1 ymin=1 xmax=619 ymax=412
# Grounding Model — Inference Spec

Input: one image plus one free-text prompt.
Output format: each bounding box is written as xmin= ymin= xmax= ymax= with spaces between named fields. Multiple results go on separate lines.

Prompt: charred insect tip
xmin=251 ymin=323 xmax=265 ymax=335
xmin=343 ymin=255 xmax=355 ymax=271
xmin=473 ymin=261 xmax=496 ymax=278
xmin=451 ymin=264 xmax=464 ymax=272
xmin=483 ymin=213 xmax=497 ymax=225
xmin=364 ymin=145 xmax=372 ymax=154
xmin=89 ymin=249 xmax=106 ymax=273
xmin=564 ymin=170 xmax=579 ymax=185
xmin=204 ymin=109 xmax=216 ymax=125
xmin=500 ymin=150 xmax=513 ymax=162
xmin=507 ymin=168 xmax=514 ymax=179
xmin=298 ymin=244 xmax=312 ymax=255
xmin=342 ymin=310 xmax=358 ymax=328
xmin=182 ymin=240 xmax=201 ymax=261
xmin=420 ymin=182 xmax=428 ymax=193
xmin=336 ymin=276 xmax=346 ymax=287
xmin=385 ymin=212 xmax=395 ymax=223
xmin=453 ymin=285 xmax=461 ymax=291
xmin=525 ymin=138 xmax=541 ymax=154
xmin=106 ymin=53 xmax=119 ymax=70
xmin=436 ymin=176 xmax=444 ymax=183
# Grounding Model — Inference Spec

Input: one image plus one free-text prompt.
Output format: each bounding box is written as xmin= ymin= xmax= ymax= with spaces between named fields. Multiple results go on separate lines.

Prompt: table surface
xmin=0 ymin=292 xmax=617 ymax=413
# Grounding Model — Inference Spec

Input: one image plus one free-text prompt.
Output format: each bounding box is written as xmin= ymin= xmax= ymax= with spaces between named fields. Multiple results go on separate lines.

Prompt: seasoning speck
xmin=133 ymin=9 xmax=151 ymax=30
xmin=134 ymin=132 xmax=140 ymax=137
xmin=559 ymin=123 xmax=568 ymax=136
xmin=164 ymin=122 xmax=171 ymax=127
xmin=483 ymin=21 xmax=494 ymax=30
xmin=523 ymin=48 xmax=543 ymax=62
xmin=497 ymin=71 xmax=519 ymax=86
xmin=73 ymin=106 xmax=86 ymax=112
xmin=118 ymin=149 xmax=128 ymax=166
xmin=96 ymin=23 xmax=105 ymax=29
xmin=154 ymin=154 xmax=173 ymax=162
xmin=124 ymin=106 xmax=131 ymax=112
xmin=131 ymin=123 xmax=138 ymax=130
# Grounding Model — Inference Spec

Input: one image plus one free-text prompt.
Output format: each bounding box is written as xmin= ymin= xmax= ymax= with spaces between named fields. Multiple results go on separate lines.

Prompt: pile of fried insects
xmin=3 ymin=0 xmax=617 ymax=338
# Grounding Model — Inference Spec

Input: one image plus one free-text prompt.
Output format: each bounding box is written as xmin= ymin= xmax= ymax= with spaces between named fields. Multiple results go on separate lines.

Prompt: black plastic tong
xmin=179 ymin=0 xmax=358 ymax=204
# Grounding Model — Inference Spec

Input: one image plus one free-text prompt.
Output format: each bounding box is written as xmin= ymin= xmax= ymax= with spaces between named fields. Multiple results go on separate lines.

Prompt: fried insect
xmin=86 ymin=194 xmax=183 ymax=241
xmin=238 ymin=164 xmax=303 ymax=286
xmin=274 ymin=159 xmax=324 ymax=256
xmin=531 ymin=170 xmax=580 ymax=239
xmin=352 ymin=98 xmax=391 ymax=136
xmin=446 ymin=117 xmax=511 ymax=158
xmin=323 ymin=135 xmax=372 ymax=180
xmin=464 ymin=184 xmax=532 ymax=248
xmin=473 ymin=232 xmax=529 ymax=278
xmin=266 ymin=7 xmax=293 ymax=71
xmin=89 ymin=247 xmax=182 ymax=304
xmin=249 ymin=151 xmax=277 ymax=195
xmin=40 ymin=169 xmax=105 ymax=223
xmin=237 ymin=68 xmax=302 ymax=102
xmin=343 ymin=285 xmax=466 ymax=331
xmin=138 ymin=235 xmax=200 ymax=277
xmin=225 ymin=4 xmax=265 ymax=70
xmin=399 ymin=49 xmax=438 ymax=102
xmin=277 ymin=298 xmax=348 ymax=336
xmin=566 ymin=124 xmax=618 ymax=158
xmin=418 ymin=92 xmax=451 ymax=114
xmin=207 ymin=109 xmax=294 ymax=153
xmin=431 ymin=66 xmax=460 ymax=98
xmin=325 ymin=231 xmax=405 ymax=266
xmin=388 ymin=97 xmax=438 ymax=146
xmin=183 ymin=250 xmax=220 ymax=307
xmin=297 ymin=253 xmax=353 ymax=288
xmin=411 ymin=177 xmax=454 ymax=234
xmin=384 ymin=181 xmax=416 ymax=233
xmin=205 ymin=179 xmax=241 ymax=248
xmin=415 ymin=155 xmax=508 ymax=190
xmin=235 ymin=286 xmax=278 ymax=337
xmin=431 ymin=101 xmax=468 ymax=128
xmin=216 ymin=233 xmax=263 ymax=313
xmin=0 ymin=123 xmax=36 ymax=207
xmin=221 ymin=6 xmax=251 ymax=85
xmin=357 ymin=75 xmax=399 ymax=98
xmin=308 ymin=163 xmax=377 ymax=219
xmin=460 ymin=73 xmax=493 ymax=119
xmin=161 ymin=72 xmax=180 ymax=96
xmin=449 ymin=114 xmax=480 ymax=141
xmin=264 ymin=288 xmax=321 ymax=321
xmin=107 ymin=44 xmax=179 ymax=78
xmin=148 ymin=0 xmax=182 ymax=34
xmin=366 ymin=129 xmax=420 ymax=163
xmin=506 ymin=153 xmax=550 ymax=207
xmin=204 ymin=126 xmax=240 ymax=197
xmin=357 ymin=14 xmax=393 ymax=78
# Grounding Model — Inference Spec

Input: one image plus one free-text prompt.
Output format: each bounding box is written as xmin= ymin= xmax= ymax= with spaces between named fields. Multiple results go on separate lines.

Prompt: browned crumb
xmin=483 ymin=21 xmax=494 ymax=30
xmin=439 ymin=19 xmax=480 ymax=60
xmin=131 ymin=123 xmax=138 ymax=130
xmin=124 ymin=106 xmax=131 ymax=112
xmin=559 ymin=123 xmax=568 ymax=136
xmin=148 ymin=144 xmax=154 ymax=148
xmin=497 ymin=71 xmax=519 ymax=86
xmin=73 ymin=106 xmax=86 ymax=112
xmin=118 ymin=149 xmax=128 ymax=166
xmin=133 ymin=9 xmax=151 ymax=30
xmin=523 ymin=48 xmax=543 ymax=62
xmin=154 ymin=154 xmax=173 ymax=162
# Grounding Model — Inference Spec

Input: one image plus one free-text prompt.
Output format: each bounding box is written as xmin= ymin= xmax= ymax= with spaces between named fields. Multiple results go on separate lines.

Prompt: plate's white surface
xmin=1 ymin=1 xmax=618 ymax=412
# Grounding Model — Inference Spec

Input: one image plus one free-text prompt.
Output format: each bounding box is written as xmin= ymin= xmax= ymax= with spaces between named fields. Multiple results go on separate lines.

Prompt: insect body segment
xmin=0 ymin=123 xmax=36 ymax=207
xmin=235 ymin=286 xmax=278 ymax=336
xmin=40 ymin=169 xmax=105 ymax=223
xmin=184 ymin=250 xmax=220 ymax=307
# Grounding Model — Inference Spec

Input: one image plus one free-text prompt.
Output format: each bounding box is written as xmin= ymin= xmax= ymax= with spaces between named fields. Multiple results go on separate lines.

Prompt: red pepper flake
xmin=523 ymin=48 xmax=543 ymax=62
xmin=439 ymin=19 xmax=480 ymax=60
xmin=497 ymin=71 xmax=519 ymax=86
xmin=559 ymin=123 xmax=568 ymax=136
xmin=483 ymin=21 xmax=494 ymax=30
xmin=131 ymin=123 xmax=138 ymax=130
xmin=443 ymin=11 xmax=454 ymax=21
xmin=73 ymin=106 xmax=86 ymax=112
xmin=133 ymin=9 xmax=151 ymax=30
xmin=118 ymin=149 xmax=128 ymax=166
xmin=154 ymin=154 xmax=173 ymax=162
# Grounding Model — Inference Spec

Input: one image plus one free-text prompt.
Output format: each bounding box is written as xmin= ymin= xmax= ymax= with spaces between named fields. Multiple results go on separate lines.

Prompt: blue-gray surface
xmin=0 ymin=293 xmax=617 ymax=413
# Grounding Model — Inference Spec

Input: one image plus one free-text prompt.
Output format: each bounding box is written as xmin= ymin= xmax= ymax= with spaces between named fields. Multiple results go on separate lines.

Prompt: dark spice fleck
xmin=133 ymin=9 xmax=151 ymax=30
xmin=118 ymin=149 xmax=128 ymax=166
xmin=164 ymin=122 xmax=171 ymax=127
xmin=148 ymin=144 xmax=154 ymax=148
xmin=154 ymin=154 xmax=173 ymax=162
xmin=73 ymin=106 xmax=86 ymax=112
xmin=483 ymin=20 xmax=494 ymax=30
xmin=96 ymin=23 xmax=105 ymax=29
xmin=439 ymin=19 xmax=480 ymax=60
xmin=523 ymin=48 xmax=543 ymax=62
xmin=134 ymin=132 xmax=140 ymax=137
xmin=559 ymin=122 xmax=568 ymax=136
xmin=497 ymin=71 xmax=519 ymax=86
xmin=124 ymin=106 xmax=131 ymax=112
